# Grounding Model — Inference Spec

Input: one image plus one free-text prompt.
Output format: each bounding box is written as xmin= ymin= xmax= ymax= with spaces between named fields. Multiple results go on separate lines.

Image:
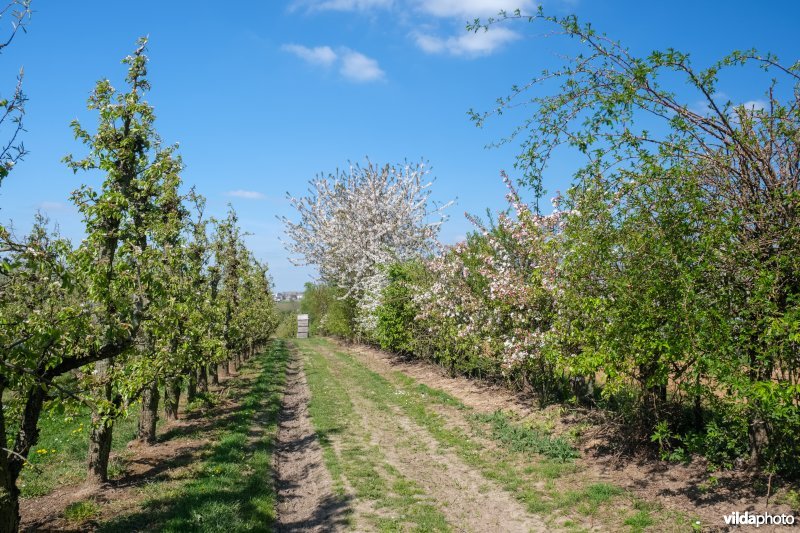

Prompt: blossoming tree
xmin=283 ymin=159 xmax=449 ymax=334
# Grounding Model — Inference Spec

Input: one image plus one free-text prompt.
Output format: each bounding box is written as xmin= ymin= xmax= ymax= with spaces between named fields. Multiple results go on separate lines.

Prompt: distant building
xmin=274 ymin=291 xmax=303 ymax=302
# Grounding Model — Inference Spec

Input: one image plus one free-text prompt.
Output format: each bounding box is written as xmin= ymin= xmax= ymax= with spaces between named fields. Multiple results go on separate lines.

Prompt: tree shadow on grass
xmin=157 ymin=403 xmax=246 ymax=443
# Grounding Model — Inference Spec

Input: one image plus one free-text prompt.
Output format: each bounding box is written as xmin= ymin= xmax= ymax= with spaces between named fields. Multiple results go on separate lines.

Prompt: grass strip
xmin=98 ymin=340 xmax=289 ymax=533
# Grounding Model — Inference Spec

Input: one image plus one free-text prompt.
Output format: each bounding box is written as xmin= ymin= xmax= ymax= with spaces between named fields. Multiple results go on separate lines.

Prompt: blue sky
xmin=1 ymin=0 xmax=798 ymax=291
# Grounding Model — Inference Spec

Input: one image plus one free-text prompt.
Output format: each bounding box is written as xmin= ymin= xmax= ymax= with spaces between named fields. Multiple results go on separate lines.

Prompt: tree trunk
xmin=187 ymin=369 xmax=198 ymax=403
xmin=209 ymin=364 xmax=219 ymax=386
xmin=86 ymin=415 xmax=113 ymax=485
xmin=137 ymin=381 xmax=159 ymax=444
xmin=87 ymin=359 xmax=115 ymax=485
xmin=219 ymin=362 xmax=228 ymax=378
xmin=749 ymin=415 xmax=769 ymax=466
xmin=747 ymin=340 xmax=771 ymax=466
xmin=0 ymin=459 xmax=19 ymax=533
xmin=0 ymin=384 xmax=21 ymax=533
xmin=198 ymin=366 xmax=208 ymax=393
xmin=164 ymin=377 xmax=181 ymax=421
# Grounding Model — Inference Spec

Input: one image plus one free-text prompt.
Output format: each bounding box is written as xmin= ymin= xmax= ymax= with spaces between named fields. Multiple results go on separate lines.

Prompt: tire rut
xmin=274 ymin=349 xmax=349 ymax=532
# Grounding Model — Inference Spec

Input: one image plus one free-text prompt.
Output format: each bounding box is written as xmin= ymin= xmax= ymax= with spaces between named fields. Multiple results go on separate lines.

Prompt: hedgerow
xmin=288 ymin=13 xmax=800 ymax=479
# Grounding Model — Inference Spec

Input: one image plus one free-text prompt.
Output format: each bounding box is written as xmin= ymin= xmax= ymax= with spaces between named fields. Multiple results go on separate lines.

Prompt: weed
xmin=472 ymin=410 xmax=579 ymax=462
xmin=64 ymin=500 xmax=100 ymax=522
xmin=624 ymin=509 xmax=654 ymax=531
xmin=18 ymin=403 xmax=141 ymax=497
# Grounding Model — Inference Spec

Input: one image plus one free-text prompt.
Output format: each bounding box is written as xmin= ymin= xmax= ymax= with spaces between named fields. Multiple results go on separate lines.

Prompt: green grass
xmin=275 ymin=300 xmax=301 ymax=313
xmin=622 ymin=500 xmax=659 ymax=531
xmin=17 ymin=401 xmax=142 ymax=497
xmin=98 ymin=341 xmax=290 ymax=533
xmin=471 ymin=410 xmax=578 ymax=462
xmin=301 ymin=339 xmax=451 ymax=531
xmin=64 ymin=499 xmax=101 ymax=522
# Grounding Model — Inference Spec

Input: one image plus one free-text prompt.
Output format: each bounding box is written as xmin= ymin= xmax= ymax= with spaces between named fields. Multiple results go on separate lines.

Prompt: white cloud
xmin=340 ymin=50 xmax=385 ymax=82
xmin=414 ymin=33 xmax=446 ymax=54
xmin=281 ymin=44 xmax=338 ymax=67
xmin=282 ymin=43 xmax=385 ymax=82
xmin=227 ymin=190 xmax=266 ymax=200
xmin=414 ymin=26 xmax=519 ymax=56
xmin=415 ymin=0 xmax=535 ymax=19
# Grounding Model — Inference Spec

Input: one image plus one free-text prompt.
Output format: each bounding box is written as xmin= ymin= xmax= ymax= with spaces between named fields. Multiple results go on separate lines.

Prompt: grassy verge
xmin=18 ymin=402 xmax=142 ymax=497
xmin=96 ymin=341 xmax=289 ymax=532
xmin=302 ymin=338 xmax=698 ymax=532
xmin=299 ymin=339 xmax=451 ymax=532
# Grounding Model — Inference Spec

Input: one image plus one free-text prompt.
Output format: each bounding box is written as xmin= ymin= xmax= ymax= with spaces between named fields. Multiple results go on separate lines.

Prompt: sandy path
xmin=274 ymin=351 xmax=349 ymax=532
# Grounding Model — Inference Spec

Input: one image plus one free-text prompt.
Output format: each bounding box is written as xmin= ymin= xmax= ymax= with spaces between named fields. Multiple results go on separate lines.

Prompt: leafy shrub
xmin=300 ymin=282 xmax=357 ymax=339
xmin=274 ymin=312 xmax=298 ymax=338
xmin=376 ymin=262 xmax=426 ymax=354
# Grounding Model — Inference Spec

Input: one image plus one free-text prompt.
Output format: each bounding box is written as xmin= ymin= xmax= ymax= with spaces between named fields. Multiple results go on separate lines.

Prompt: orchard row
xmin=0 ymin=39 xmax=278 ymax=532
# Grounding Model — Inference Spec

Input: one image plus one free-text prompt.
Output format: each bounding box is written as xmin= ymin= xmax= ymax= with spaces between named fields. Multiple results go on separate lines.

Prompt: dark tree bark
xmin=86 ymin=359 xmax=115 ymax=485
xmin=164 ymin=377 xmax=181 ymax=421
xmin=197 ymin=365 xmax=208 ymax=393
xmin=86 ymin=420 xmax=113 ymax=485
xmin=209 ymin=364 xmax=219 ymax=386
xmin=0 ymin=381 xmax=20 ymax=533
xmin=186 ymin=368 xmax=198 ymax=403
xmin=137 ymin=381 xmax=160 ymax=444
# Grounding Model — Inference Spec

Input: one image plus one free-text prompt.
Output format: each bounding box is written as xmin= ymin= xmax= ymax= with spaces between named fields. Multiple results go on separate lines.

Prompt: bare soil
xmin=274 ymin=351 xmax=348 ymax=532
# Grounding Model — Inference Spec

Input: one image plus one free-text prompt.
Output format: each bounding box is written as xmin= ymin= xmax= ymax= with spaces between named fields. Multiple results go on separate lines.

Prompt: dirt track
xmin=274 ymin=353 xmax=348 ymax=532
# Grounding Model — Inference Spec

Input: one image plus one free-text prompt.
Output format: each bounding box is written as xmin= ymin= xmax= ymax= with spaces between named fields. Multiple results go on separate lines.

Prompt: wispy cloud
xmin=411 ymin=0 xmax=531 ymax=57
xmin=413 ymin=26 xmax=519 ymax=56
xmin=282 ymin=44 xmax=385 ymax=82
xmin=293 ymin=0 xmax=530 ymax=16
xmin=281 ymin=44 xmax=338 ymax=67
xmin=339 ymin=50 xmax=385 ymax=82
xmin=227 ymin=190 xmax=267 ymax=200
xmin=741 ymin=100 xmax=766 ymax=111
xmin=36 ymin=201 xmax=69 ymax=212
xmin=287 ymin=0 xmax=529 ymax=60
